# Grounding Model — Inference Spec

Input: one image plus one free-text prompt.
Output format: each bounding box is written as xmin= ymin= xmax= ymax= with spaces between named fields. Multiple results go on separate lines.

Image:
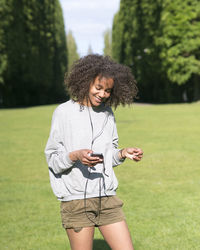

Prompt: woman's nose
xmin=99 ymin=90 xmax=105 ymax=98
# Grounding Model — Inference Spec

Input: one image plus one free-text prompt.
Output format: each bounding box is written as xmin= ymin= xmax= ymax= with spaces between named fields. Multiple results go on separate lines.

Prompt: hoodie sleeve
xmin=44 ymin=107 xmax=74 ymax=174
xmin=112 ymin=116 xmax=125 ymax=167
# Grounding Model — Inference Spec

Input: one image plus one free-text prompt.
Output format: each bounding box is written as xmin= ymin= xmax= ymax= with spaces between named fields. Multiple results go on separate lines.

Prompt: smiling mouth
xmin=95 ymin=96 xmax=103 ymax=103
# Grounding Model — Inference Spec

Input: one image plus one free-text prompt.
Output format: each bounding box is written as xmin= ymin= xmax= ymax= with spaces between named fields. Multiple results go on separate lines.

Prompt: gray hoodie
xmin=45 ymin=100 xmax=124 ymax=201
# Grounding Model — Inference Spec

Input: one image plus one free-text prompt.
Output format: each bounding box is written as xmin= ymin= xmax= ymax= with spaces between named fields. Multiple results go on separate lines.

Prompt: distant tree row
xmin=66 ymin=30 xmax=79 ymax=72
xmin=110 ymin=0 xmax=200 ymax=103
xmin=103 ymin=29 xmax=112 ymax=57
xmin=0 ymin=0 xmax=68 ymax=107
xmin=2 ymin=0 xmax=199 ymax=106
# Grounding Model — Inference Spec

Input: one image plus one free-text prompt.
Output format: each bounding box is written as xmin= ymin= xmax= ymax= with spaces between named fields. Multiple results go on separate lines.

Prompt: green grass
xmin=0 ymin=102 xmax=200 ymax=249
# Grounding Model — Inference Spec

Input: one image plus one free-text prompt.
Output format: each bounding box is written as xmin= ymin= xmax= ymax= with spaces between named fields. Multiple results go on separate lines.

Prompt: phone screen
xmin=91 ymin=153 xmax=103 ymax=158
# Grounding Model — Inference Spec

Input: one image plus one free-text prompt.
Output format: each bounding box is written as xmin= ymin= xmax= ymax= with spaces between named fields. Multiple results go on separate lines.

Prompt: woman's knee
xmin=66 ymin=226 xmax=95 ymax=250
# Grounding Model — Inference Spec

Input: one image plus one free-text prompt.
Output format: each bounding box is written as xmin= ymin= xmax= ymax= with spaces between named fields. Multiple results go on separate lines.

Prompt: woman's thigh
xmin=99 ymin=220 xmax=134 ymax=250
xmin=66 ymin=226 xmax=95 ymax=250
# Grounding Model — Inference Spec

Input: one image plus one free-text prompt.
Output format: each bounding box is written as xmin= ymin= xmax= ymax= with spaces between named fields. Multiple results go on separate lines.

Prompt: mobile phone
xmin=90 ymin=152 xmax=104 ymax=159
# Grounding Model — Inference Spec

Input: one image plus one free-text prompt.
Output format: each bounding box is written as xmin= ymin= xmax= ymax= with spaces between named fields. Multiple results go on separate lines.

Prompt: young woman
xmin=45 ymin=54 xmax=143 ymax=250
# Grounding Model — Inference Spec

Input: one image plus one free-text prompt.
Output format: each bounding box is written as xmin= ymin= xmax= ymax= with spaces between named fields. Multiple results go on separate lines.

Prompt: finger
xmin=88 ymin=153 xmax=104 ymax=162
xmin=88 ymin=157 xmax=103 ymax=163
xmin=133 ymin=157 xmax=140 ymax=162
xmin=138 ymin=149 xmax=143 ymax=155
xmin=132 ymin=154 xmax=142 ymax=160
xmin=127 ymin=148 xmax=141 ymax=154
xmin=84 ymin=158 xmax=103 ymax=165
xmin=136 ymin=153 xmax=143 ymax=157
xmin=133 ymin=152 xmax=143 ymax=158
xmin=86 ymin=154 xmax=102 ymax=161
xmin=131 ymin=152 xmax=141 ymax=157
xmin=134 ymin=148 xmax=143 ymax=154
xmin=135 ymin=156 xmax=143 ymax=161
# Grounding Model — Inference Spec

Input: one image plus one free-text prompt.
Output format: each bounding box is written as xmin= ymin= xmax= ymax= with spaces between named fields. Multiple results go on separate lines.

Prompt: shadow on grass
xmin=93 ymin=239 xmax=111 ymax=250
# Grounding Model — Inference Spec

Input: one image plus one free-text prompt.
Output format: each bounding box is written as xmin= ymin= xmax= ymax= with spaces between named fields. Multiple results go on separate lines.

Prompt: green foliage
xmin=103 ymin=29 xmax=112 ymax=57
xmin=112 ymin=0 xmax=200 ymax=102
xmin=112 ymin=12 xmax=121 ymax=62
xmin=0 ymin=103 xmax=200 ymax=249
xmin=66 ymin=30 xmax=79 ymax=72
xmin=0 ymin=0 xmax=68 ymax=107
xmin=112 ymin=6 xmax=132 ymax=64
xmin=156 ymin=0 xmax=200 ymax=85
xmin=0 ymin=0 xmax=12 ymax=85
xmin=112 ymin=0 xmax=173 ymax=103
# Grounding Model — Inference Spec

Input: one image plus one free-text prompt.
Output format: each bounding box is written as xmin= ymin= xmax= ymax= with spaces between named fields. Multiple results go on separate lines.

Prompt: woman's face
xmin=87 ymin=76 xmax=114 ymax=107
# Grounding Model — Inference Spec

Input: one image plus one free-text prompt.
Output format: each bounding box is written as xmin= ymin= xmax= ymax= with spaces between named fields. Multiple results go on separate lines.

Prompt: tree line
xmin=110 ymin=0 xmax=200 ymax=103
xmin=0 ymin=0 xmax=68 ymax=107
xmin=1 ymin=0 xmax=199 ymax=107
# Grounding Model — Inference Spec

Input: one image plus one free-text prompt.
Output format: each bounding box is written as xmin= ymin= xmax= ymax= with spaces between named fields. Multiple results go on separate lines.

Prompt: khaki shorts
xmin=60 ymin=195 xmax=125 ymax=232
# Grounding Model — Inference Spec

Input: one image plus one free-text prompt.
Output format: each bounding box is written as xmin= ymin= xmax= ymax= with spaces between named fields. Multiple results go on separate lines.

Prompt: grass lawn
xmin=0 ymin=102 xmax=200 ymax=249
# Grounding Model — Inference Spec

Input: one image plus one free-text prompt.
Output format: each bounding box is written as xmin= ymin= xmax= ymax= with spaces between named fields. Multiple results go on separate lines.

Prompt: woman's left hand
xmin=120 ymin=147 xmax=143 ymax=162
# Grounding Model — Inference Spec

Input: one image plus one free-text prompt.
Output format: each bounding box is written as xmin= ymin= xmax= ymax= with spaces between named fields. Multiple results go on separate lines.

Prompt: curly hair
xmin=64 ymin=54 xmax=138 ymax=108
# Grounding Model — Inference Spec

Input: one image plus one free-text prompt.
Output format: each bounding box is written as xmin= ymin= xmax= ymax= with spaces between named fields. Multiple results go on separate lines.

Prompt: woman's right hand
xmin=69 ymin=149 xmax=103 ymax=167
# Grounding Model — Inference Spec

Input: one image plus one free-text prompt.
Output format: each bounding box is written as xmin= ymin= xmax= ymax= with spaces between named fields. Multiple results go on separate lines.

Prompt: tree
xmin=112 ymin=0 xmax=171 ymax=102
xmin=66 ymin=30 xmax=79 ymax=72
xmin=0 ymin=0 xmax=12 ymax=104
xmin=156 ymin=0 xmax=200 ymax=101
xmin=111 ymin=0 xmax=194 ymax=103
xmin=103 ymin=29 xmax=112 ymax=57
xmin=0 ymin=0 xmax=9 ymax=85
xmin=0 ymin=0 xmax=68 ymax=107
xmin=112 ymin=7 xmax=132 ymax=64
xmin=87 ymin=44 xmax=93 ymax=55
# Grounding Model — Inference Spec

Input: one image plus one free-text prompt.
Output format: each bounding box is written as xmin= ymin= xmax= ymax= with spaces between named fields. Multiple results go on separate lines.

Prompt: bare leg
xmin=66 ymin=226 xmax=95 ymax=250
xmin=99 ymin=220 xmax=134 ymax=250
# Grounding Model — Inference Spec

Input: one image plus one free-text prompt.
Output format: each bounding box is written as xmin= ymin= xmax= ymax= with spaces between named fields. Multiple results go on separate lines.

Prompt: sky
xmin=59 ymin=0 xmax=120 ymax=57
